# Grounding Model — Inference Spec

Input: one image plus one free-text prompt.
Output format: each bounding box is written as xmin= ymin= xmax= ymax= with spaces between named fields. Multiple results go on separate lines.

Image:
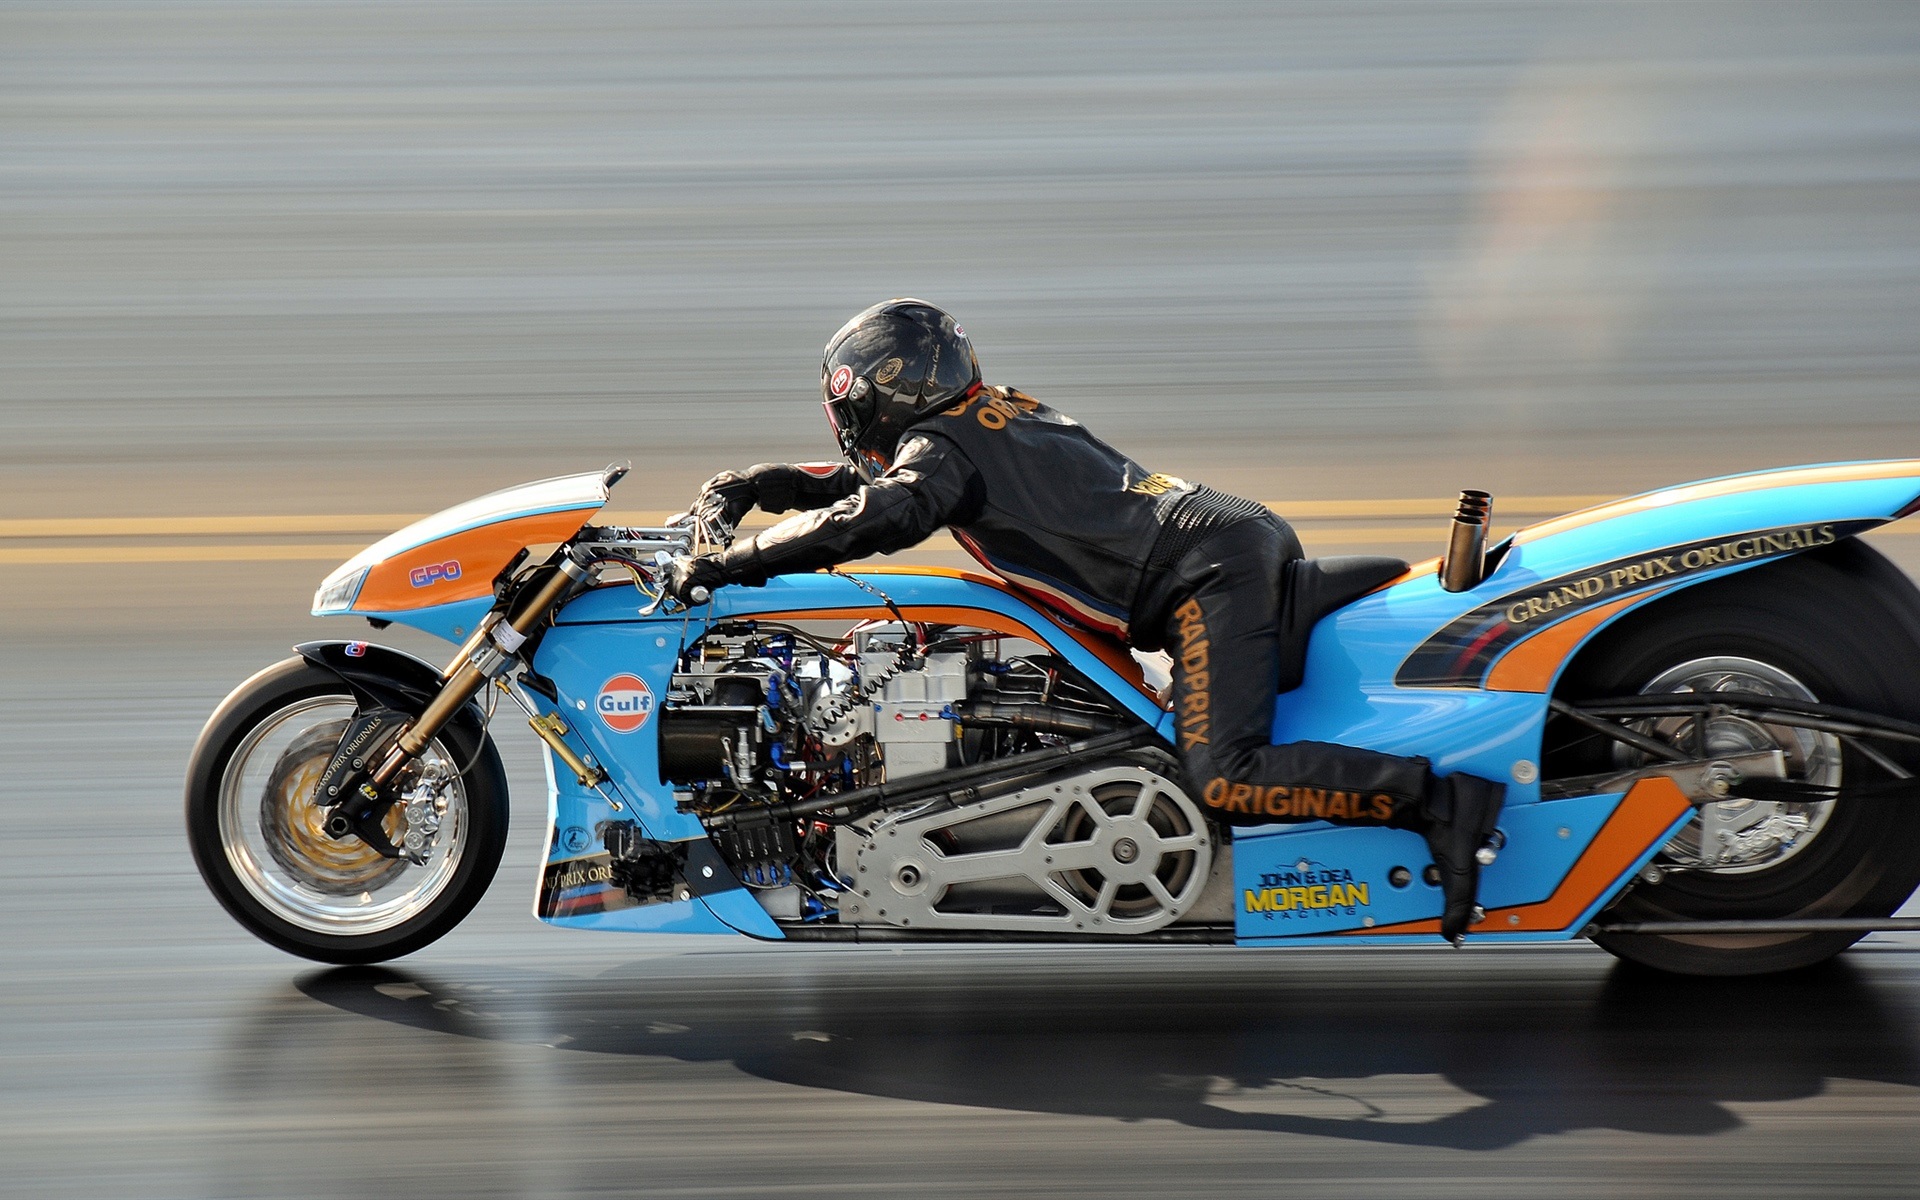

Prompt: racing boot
xmin=1418 ymin=772 xmax=1508 ymax=945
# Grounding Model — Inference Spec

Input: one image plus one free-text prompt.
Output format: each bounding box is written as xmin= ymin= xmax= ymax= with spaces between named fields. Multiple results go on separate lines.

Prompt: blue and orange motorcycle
xmin=186 ymin=460 xmax=1920 ymax=975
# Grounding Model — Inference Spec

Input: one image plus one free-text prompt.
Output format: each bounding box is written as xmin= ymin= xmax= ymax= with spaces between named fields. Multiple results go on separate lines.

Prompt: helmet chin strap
xmin=850 ymin=447 xmax=891 ymax=484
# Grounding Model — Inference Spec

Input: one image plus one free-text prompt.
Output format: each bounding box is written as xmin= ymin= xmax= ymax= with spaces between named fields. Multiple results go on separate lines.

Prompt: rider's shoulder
xmin=931 ymin=385 xmax=1070 ymax=428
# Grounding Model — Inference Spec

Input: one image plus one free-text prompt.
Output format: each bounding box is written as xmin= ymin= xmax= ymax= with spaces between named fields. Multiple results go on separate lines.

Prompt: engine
xmin=657 ymin=619 xmax=1128 ymax=794
xmin=615 ymin=619 xmax=1220 ymax=933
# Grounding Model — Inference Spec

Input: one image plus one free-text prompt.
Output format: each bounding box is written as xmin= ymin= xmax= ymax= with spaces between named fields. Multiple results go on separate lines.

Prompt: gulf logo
xmin=596 ymin=673 xmax=656 ymax=734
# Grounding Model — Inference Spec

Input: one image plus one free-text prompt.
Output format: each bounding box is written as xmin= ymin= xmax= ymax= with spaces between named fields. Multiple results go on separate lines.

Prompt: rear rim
xmin=1626 ymin=656 xmax=1841 ymax=877
xmin=217 ymin=695 xmax=470 ymax=936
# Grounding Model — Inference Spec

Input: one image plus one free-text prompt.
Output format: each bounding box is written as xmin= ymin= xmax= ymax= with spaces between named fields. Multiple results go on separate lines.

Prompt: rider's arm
xmin=694 ymin=462 xmax=859 ymax=525
xmin=755 ymin=463 xmax=861 ymax=512
xmin=708 ymin=434 xmax=980 ymax=583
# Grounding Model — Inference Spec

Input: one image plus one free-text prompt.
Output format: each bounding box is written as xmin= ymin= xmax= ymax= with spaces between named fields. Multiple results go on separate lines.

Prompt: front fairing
xmin=311 ymin=470 xmax=612 ymax=629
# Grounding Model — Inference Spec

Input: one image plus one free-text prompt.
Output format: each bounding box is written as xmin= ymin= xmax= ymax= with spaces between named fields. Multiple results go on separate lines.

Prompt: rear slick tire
xmin=1548 ymin=539 xmax=1920 ymax=976
xmin=185 ymin=657 xmax=508 ymax=964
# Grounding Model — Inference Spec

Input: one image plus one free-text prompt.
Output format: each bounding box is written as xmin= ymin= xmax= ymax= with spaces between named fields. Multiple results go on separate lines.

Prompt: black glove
xmin=692 ymin=469 xmax=761 ymax=528
xmin=1421 ymin=772 xmax=1507 ymax=946
xmin=692 ymin=462 xmax=823 ymax=529
xmin=663 ymin=555 xmax=728 ymax=606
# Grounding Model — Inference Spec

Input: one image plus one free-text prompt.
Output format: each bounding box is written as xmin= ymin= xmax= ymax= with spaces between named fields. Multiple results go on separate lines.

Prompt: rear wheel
xmin=1548 ymin=539 xmax=1920 ymax=976
xmin=185 ymin=657 xmax=508 ymax=964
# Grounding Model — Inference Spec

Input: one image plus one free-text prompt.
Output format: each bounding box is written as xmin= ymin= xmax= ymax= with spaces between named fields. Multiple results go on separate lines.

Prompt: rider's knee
xmin=1208 ymin=738 xmax=1268 ymax=784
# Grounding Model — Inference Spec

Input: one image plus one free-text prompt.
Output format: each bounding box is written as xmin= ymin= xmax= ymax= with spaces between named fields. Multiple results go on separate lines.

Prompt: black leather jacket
xmin=712 ymin=388 xmax=1270 ymax=648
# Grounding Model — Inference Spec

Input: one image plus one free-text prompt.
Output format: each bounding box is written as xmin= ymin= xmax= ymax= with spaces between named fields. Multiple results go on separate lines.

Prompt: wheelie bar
xmin=369 ymin=555 xmax=590 ymax=786
xmin=1593 ymin=917 xmax=1920 ymax=935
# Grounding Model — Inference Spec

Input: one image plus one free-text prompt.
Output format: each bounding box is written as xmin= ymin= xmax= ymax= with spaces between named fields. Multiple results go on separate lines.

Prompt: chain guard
xmin=837 ymin=762 xmax=1213 ymax=935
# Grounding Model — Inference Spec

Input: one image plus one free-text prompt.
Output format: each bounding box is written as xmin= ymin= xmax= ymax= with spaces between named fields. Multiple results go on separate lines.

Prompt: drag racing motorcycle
xmin=186 ymin=460 xmax=1920 ymax=975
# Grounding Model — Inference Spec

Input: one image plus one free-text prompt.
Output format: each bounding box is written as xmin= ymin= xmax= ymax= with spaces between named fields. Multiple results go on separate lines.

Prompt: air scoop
xmin=1440 ymin=489 xmax=1493 ymax=592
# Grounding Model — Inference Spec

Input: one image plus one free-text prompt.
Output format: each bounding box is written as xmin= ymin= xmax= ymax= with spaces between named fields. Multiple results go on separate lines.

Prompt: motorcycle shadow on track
xmin=286 ymin=948 xmax=1920 ymax=1151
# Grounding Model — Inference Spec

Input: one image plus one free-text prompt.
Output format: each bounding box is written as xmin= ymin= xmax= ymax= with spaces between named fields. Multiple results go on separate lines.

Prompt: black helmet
xmin=821 ymin=299 xmax=981 ymax=480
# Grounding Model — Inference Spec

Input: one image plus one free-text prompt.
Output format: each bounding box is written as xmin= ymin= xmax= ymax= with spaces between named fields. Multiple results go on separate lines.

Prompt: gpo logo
xmin=409 ymin=560 xmax=463 ymax=588
xmin=596 ymin=673 xmax=655 ymax=734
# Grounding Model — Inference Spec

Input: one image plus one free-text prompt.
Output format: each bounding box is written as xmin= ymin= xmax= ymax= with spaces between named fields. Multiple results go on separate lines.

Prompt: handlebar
xmin=573 ymin=496 xmax=735 ymax=614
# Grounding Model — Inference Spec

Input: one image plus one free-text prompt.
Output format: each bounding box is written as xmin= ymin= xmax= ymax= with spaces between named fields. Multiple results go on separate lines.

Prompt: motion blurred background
xmin=4 ymin=4 xmax=1920 ymax=1197
xmin=8 ymin=0 xmax=1920 ymax=612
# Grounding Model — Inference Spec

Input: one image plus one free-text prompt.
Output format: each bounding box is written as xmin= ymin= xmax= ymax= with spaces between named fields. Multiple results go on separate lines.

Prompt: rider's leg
xmin=1160 ymin=517 xmax=1504 ymax=941
xmin=1163 ymin=517 xmax=1429 ymax=823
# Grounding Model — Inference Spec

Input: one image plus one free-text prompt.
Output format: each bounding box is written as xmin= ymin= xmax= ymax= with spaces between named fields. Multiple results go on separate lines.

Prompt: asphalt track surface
xmin=7 ymin=3 xmax=1920 ymax=1197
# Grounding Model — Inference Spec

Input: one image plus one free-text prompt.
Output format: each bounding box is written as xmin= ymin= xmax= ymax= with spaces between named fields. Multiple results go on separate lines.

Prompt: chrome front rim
xmin=218 ymin=695 xmax=468 ymax=935
xmin=1627 ymin=656 xmax=1841 ymax=875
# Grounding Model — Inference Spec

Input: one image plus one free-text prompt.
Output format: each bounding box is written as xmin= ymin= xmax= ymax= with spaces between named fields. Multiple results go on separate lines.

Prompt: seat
xmin=1274 ymin=555 xmax=1409 ymax=693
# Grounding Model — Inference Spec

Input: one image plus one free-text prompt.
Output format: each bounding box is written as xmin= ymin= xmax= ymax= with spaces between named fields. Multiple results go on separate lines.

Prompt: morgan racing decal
xmin=1396 ymin=521 xmax=1876 ymax=688
xmin=596 ymin=673 xmax=655 ymax=733
xmin=1243 ymin=863 xmax=1372 ymax=921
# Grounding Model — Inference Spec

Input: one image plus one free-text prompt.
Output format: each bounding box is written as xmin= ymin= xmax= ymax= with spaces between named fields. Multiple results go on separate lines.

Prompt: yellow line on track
xmin=2 ymin=524 xmax=1913 ymax=566
xmin=0 ymin=501 xmax=1910 ymax=566
xmin=1295 ymin=525 xmax=1472 ymax=544
xmin=0 ymin=532 xmax=1455 ymax=565
xmin=0 ymin=544 xmax=373 ymax=565
xmin=1266 ymin=495 xmax=1610 ymax=519
xmin=0 ymin=497 xmax=1616 ymax=540
xmin=0 ymin=515 xmax=423 ymax=538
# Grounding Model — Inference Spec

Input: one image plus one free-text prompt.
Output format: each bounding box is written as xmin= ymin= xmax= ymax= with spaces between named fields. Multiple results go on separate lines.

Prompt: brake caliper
xmin=313 ymin=708 xmax=411 ymax=857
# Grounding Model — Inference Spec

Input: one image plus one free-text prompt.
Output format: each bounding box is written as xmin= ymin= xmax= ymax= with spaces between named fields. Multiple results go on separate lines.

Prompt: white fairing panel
xmin=321 ymin=470 xmax=610 ymax=587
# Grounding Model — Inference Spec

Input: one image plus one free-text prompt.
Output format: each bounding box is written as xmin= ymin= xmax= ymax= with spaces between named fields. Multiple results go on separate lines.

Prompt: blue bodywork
xmin=339 ymin=461 xmax=1920 ymax=945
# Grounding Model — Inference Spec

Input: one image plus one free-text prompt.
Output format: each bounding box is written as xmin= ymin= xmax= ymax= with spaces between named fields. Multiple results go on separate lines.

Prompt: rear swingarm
xmin=1546 ymin=692 xmax=1920 ymax=804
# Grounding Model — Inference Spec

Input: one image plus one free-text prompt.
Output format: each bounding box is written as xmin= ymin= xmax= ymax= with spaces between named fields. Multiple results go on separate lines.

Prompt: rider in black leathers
xmin=667 ymin=299 xmax=1505 ymax=941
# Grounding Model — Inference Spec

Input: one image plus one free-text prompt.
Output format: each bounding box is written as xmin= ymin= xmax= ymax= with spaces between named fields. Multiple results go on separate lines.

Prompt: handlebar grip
xmin=689 ymin=586 xmax=711 ymax=605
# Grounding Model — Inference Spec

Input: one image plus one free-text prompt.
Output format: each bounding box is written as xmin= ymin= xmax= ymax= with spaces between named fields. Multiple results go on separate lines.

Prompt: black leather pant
xmin=1159 ymin=517 xmax=1432 ymax=826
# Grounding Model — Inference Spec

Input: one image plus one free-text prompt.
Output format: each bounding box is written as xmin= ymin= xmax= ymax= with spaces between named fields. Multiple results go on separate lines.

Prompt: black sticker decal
xmin=1396 ymin=521 xmax=1874 ymax=688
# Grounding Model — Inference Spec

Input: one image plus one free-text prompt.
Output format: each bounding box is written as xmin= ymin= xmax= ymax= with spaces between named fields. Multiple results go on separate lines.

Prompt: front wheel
xmin=185 ymin=657 xmax=508 ymax=963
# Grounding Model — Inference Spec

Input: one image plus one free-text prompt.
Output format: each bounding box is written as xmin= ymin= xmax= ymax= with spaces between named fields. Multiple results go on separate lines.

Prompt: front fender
xmin=294 ymin=640 xmax=489 ymax=744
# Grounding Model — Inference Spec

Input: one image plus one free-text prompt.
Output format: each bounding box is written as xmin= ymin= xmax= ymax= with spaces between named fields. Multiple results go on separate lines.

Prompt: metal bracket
xmin=1542 ymin=750 xmax=1786 ymax=804
xmin=528 ymin=711 xmax=608 ymax=788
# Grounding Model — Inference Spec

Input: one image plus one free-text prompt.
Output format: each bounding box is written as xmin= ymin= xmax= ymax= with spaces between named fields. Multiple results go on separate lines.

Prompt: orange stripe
xmin=945 ymin=529 xmax=1134 ymax=638
xmin=1379 ymin=555 xmax=1440 ymax=589
xmin=352 ymin=509 xmax=597 ymax=611
xmin=1515 ymin=460 xmax=1920 ymax=546
xmin=1355 ymin=775 xmax=1693 ymax=936
xmin=857 ymin=564 xmax=1004 ymax=587
xmin=1483 ymin=591 xmax=1661 ymax=693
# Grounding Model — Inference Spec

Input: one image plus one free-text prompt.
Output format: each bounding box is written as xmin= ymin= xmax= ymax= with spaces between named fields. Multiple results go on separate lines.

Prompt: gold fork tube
xmin=371 ymin=558 xmax=586 ymax=783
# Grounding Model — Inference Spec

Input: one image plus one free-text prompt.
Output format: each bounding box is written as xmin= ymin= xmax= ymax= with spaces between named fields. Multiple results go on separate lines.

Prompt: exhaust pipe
xmin=1440 ymin=489 xmax=1492 ymax=593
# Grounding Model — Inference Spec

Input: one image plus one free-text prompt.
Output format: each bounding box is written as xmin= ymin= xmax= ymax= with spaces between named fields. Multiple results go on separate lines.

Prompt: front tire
xmin=186 ymin=657 xmax=508 ymax=964
xmin=1548 ymin=539 xmax=1920 ymax=976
